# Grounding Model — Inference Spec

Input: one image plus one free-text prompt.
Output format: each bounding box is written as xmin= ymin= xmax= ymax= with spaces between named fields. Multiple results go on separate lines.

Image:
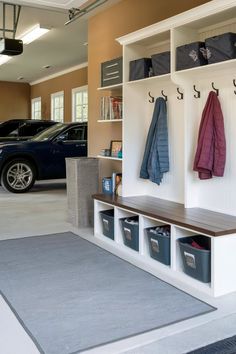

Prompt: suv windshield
xmin=31 ymin=123 xmax=65 ymax=141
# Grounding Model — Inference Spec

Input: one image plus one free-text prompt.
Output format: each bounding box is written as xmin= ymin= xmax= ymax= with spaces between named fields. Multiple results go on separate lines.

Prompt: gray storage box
xmin=101 ymin=57 xmax=123 ymax=87
xmin=129 ymin=58 xmax=152 ymax=81
xmin=146 ymin=225 xmax=171 ymax=265
xmin=178 ymin=236 xmax=211 ymax=283
xmin=151 ymin=51 xmax=170 ymax=76
xmin=176 ymin=41 xmax=207 ymax=71
xmin=120 ymin=216 xmax=139 ymax=251
xmin=99 ymin=209 xmax=114 ymax=240
xmin=205 ymin=32 xmax=236 ymax=64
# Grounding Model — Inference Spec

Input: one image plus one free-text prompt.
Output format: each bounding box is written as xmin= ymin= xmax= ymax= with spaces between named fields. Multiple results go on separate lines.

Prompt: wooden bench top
xmin=93 ymin=194 xmax=236 ymax=237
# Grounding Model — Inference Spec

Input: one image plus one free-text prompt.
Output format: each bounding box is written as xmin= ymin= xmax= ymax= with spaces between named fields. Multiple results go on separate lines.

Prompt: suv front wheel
xmin=1 ymin=159 xmax=36 ymax=193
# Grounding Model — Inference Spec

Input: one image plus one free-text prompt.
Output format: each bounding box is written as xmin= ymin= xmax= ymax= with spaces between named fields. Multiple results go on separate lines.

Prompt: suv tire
xmin=1 ymin=158 xmax=36 ymax=193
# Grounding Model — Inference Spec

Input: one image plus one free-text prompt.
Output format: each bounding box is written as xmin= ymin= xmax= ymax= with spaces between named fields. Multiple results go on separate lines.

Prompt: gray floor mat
xmin=0 ymin=233 xmax=215 ymax=354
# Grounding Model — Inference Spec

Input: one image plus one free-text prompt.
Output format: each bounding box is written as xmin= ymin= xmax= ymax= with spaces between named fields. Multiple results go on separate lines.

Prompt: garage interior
xmin=1 ymin=0 xmax=236 ymax=354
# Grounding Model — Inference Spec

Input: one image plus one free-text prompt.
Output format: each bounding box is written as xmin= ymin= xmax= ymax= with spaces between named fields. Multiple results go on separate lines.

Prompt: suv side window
xmin=58 ymin=126 xmax=86 ymax=141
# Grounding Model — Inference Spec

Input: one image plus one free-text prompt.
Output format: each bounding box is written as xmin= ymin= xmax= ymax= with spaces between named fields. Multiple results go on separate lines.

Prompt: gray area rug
xmin=0 ymin=232 xmax=215 ymax=354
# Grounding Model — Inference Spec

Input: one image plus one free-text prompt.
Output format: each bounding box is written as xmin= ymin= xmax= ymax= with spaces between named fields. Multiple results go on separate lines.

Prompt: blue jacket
xmin=140 ymin=97 xmax=169 ymax=185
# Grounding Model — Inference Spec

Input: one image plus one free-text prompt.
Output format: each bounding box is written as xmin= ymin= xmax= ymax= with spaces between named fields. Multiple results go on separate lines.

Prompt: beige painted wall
xmin=0 ymin=81 xmax=30 ymax=121
xmin=31 ymin=66 xmax=88 ymax=122
xmin=88 ymin=0 xmax=210 ymax=177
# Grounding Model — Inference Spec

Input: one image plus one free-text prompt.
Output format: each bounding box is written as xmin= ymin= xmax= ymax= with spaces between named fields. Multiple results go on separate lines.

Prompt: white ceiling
xmin=0 ymin=0 xmax=118 ymax=83
xmin=4 ymin=0 xmax=89 ymax=10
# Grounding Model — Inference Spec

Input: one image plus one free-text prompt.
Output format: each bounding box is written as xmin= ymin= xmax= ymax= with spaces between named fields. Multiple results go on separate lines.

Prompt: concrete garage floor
xmin=1 ymin=181 xmax=236 ymax=354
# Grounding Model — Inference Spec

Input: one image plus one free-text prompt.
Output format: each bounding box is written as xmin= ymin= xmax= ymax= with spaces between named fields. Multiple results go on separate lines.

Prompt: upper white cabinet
xmin=117 ymin=0 xmax=236 ymax=215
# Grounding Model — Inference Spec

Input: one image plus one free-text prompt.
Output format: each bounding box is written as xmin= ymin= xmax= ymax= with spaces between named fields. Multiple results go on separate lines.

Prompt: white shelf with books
xmin=100 ymin=96 xmax=123 ymax=121
xmin=101 ymin=171 xmax=123 ymax=196
xmin=97 ymin=119 xmax=123 ymax=123
xmin=97 ymin=155 xmax=123 ymax=161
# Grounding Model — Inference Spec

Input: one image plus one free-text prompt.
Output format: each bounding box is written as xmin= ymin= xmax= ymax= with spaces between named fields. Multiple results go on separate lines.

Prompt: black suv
xmin=0 ymin=119 xmax=56 ymax=143
xmin=0 ymin=122 xmax=87 ymax=193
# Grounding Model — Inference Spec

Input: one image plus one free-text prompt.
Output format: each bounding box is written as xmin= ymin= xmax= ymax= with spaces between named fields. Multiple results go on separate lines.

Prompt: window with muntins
xmin=72 ymin=86 xmax=88 ymax=122
xmin=31 ymin=97 xmax=41 ymax=119
xmin=51 ymin=91 xmax=64 ymax=122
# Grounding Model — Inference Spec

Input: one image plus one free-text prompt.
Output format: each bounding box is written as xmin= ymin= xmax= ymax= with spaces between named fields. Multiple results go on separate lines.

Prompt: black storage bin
xmin=101 ymin=57 xmax=123 ymax=87
xmin=99 ymin=209 xmax=114 ymax=240
xmin=120 ymin=216 xmax=139 ymax=251
xmin=146 ymin=225 xmax=171 ymax=265
xmin=205 ymin=32 xmax=236 ymax=64
xmin=151 ymin=51 xmax=170 ymax=76
xmin=176 ymin=41 xmax=208 ymax=71
xmin=178 ymin=236 xmax=211 ymax=283
xmin=129 ymin=58 xmax=152 ymax=81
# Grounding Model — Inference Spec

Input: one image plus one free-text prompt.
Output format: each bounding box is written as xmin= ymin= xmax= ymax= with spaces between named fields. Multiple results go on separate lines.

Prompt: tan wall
xmin=88 ymin=0 xmax=210 ymax=176
xmin=31 ymin=66 xmax=88 ymax=122
xmin=0 ymin=81 xmax=30 ymax=121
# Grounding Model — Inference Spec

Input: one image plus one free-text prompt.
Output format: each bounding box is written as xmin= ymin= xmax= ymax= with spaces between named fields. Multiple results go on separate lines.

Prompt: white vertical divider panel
xmin=171 ymin=27 xmax=200 ymax=208
xmin=138 ymin=215 xmax=145 ymax=256
xmin=170 ymin=225 xmax=177 ymax=271
xmin=94 ymin=200 xmax=100 ymax=236
xmin=114 ymin=206 xmax=121 ymax=245
xmin=212 ymin=234 xmax=236 ymax=296
xmin=114 ymin=207 xmax=126 ymax=246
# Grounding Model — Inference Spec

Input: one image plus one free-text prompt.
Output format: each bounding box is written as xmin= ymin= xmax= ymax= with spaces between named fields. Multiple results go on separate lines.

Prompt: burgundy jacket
xmin=193 ymin=91 xmax=226 ymax=179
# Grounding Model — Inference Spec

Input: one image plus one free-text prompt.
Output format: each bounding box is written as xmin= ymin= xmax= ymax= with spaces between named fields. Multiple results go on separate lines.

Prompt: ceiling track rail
xmin=0 ymin=2 xmax=21 ymax=39
xmin=65 ymin=0 xmax=108 ymax=26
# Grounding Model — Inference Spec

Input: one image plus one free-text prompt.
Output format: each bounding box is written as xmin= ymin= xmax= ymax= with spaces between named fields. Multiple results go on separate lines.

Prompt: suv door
xmin=51 ymin=125 xmax=87 ymax=177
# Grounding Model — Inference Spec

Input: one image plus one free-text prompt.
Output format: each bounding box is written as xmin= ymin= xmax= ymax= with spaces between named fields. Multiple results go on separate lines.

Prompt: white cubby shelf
xmin=125 ymin=73 xmax=171 ymax=85
xmin=93 ymin=0 xmax=236 ymax=298
xmin=94 ymin=194 xmax=236 ymax=298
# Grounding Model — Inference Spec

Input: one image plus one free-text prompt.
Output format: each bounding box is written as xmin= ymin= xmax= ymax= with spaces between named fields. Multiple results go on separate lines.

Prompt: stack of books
xmin=102 ymin=172 xmax=122 ymax=195
xmin=100 ymin=96 xmax=123 ymax=120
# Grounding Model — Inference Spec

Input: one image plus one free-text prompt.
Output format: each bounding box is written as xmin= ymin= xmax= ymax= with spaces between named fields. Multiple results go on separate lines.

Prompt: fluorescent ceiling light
xmin=0 ymin=55 xmax=12 ymax=65
xmin=21 ymin=24 xmax=50 ymax=45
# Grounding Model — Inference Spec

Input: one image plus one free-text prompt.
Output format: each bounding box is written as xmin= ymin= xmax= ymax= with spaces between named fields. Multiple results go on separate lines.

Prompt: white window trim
xmin=72 ymin=85 xmax=88 ymax=122
xmin=31 ymin=97 xmax=41 ymax=119
xmin=51 ymin=91 xmax=64 ymax=122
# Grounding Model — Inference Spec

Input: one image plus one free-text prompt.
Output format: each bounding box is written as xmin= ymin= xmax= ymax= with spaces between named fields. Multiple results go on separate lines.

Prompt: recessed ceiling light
xmin=43 ymin=65 xmax=52 ymax=69
xmin=21 ymin=24 xmax=50 ymax=45
xmin=17 ymin=76 xmax=24 ymax=80
xmin=83 ymin=42 xmax=88 ymax=46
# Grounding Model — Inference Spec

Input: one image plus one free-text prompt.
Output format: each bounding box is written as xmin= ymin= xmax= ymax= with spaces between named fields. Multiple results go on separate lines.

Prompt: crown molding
xmin=30 ymin=62 xmax=88 ymax=86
